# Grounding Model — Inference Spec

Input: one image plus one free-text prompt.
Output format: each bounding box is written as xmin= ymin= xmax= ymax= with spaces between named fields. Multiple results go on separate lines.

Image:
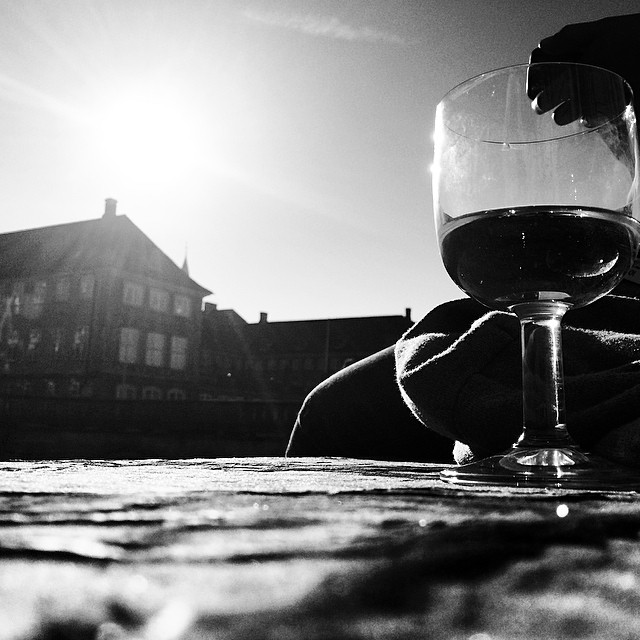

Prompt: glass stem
xmin=512 ymin=302 xmax=574 ymax=449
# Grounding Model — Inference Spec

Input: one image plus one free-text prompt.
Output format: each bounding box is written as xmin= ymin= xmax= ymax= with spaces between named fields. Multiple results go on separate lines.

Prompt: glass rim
xmin=437 ymin=62 xmax=634 ymax=145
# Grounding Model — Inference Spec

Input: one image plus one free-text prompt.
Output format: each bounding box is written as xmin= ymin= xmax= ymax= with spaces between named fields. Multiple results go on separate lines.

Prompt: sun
xmin=87 ymin=79 xmax=205 ymax=190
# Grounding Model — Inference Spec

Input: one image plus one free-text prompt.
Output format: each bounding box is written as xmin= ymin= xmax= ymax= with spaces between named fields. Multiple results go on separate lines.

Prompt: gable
xmin=0 ymin=215 xmax=211 ymax=296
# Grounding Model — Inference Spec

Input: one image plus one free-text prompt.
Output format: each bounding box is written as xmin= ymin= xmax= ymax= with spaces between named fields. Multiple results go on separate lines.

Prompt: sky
xmin=0 ymin=0 xmax=638 ymax=323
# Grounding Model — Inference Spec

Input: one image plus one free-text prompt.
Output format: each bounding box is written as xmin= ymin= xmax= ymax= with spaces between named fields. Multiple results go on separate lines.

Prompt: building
xmin=200 ymin=305 xmax=413 ymax=402
xmin=0 ymin=202 xmax=413 ymax=405
xmin=0 ymin=204 xmax=417 ymax=457
xmin=0 ymin=200 xmax=211 ymax=400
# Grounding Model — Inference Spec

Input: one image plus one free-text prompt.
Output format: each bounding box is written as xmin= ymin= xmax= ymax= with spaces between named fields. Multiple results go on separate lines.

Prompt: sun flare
xmin=88 ymin=81 xmax=204 ymax=190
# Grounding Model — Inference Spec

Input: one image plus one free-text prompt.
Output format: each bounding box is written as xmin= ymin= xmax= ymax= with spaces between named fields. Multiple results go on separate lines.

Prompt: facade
xmin=0 ymin=202 xmax=413 ymax=405
xmin=199 ymin=305 xmax=413 ymax=401
xmin=0 ymin=200 xmax=211 ymax=400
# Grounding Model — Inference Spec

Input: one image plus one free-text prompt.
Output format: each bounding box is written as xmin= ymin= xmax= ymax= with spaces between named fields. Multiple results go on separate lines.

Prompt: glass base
xmin=440 ymin=448 xmax=640 ymax=490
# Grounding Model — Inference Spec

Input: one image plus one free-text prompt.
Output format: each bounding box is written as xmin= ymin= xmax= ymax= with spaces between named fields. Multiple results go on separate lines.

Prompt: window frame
xmin=123 ymin=281 xmax=144 ymax=307
xmin=55 ymin=278 xmax=71 ymax=301
xmin=145 ymin=332 xmax=166 ymax=367
xmin=173 ymin=294 xmax=192 ymax=318
xmin=116 ymin=383 xmax=137 ymax=399
xmin=79 ymin=274 xmax=95 ymax=299
xmin=167 ymin=388 xmax=186 ymax=401
xmin=72 ymin=325 xmax=89 ymax=359
xmin=149 ymin=288 xmax=170 ymax=313
xmin=118 ymin=327 xmax=140 ymax=364
xmin=142 ymin=386 xmax=163 ymax=400
xmin=169 ymin=335 xmax=188 ymax=370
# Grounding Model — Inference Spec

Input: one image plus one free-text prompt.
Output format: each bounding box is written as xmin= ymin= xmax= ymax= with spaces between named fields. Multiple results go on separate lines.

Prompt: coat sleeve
xmin=395 ymin=295 xmax=640 ymax=466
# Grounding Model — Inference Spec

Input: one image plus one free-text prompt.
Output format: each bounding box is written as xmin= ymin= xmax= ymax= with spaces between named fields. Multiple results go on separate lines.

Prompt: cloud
xmin=243 ymin=9 xmax=406 ymax=45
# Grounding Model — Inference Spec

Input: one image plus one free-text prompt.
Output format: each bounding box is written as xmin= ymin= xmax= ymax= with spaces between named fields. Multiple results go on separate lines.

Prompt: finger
xmin=550 ymin=99 xmax=581 ymax=125
xmin=527 ymin=61 xmax=578 ymax=105
xmin=526 ymin=60 xmax=555 ymax=100
xmin=530 ymin=91 xmax=566 ymax=116
xmin=529 ymin=15 xmax=640 ymax=112
xmin=530 ymin=70 xmax=573 ymax=114
xmin=544 ymin=70 xmax=627 ymax=126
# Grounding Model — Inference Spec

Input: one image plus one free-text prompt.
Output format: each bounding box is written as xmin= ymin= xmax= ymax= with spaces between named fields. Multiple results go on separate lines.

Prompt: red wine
xmin=439 ymin=206 xmax=640 ymax=310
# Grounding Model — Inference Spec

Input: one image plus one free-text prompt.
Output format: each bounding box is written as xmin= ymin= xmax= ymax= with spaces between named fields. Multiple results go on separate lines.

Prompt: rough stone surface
xmin=1 ymin=458 xmax=640 ymax=639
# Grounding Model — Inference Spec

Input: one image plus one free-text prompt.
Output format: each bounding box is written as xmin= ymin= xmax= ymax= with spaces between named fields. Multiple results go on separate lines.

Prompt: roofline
xmin=249 ymin=313 xmax=413 ymax=326
xmin=0 ymin=214 xmax=213 ymax=297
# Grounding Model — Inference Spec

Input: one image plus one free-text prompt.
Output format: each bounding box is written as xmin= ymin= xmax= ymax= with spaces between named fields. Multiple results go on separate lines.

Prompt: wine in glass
xmin=432 ymin=63 xmax=640 ymax=488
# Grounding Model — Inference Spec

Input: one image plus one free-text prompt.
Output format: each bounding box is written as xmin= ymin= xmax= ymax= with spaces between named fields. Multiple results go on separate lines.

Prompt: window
xmin=7 ymin=329 xmax=20 ymax=348
xmin=149 ymin=288 xmax=169 ymax=312
xmin=167 ymin=388 xmax=186 ymax=400
xmin=11 ymin=282 xmax=23 ymax=315
xmin=55 ymin=278 xmax=71 ymax=301
xmin=123 ymin=281 xmax=144 ymax=306
xmin=27 ymin=328 xmax=41 ymax=357
xmin=173 ymin=295 xmax=191 ymax=317
xmin=51 ymin=328 xmax=64 ymax=358
xmin=69 ymin=379 xmax=80 ymax=396
xmin=80 ymin=274 xmax=95 ymax=299
xmin=116 ymin=384 xmax=137 ymax=399
xmin=118 ymin=328 xmax=140 ymax=364
xmin=31 ymin=281 xmax=46 ymax=302
xmin=145 ymin=332 xmax=165 ymax=367
xmin=142 ymin=386 xmax=162 ymax=400
xmin=72 ymin=326 xmax=89 ymax=359
xmin=24 ymin=281 xmax=46 ymax=318
xmin=169 ymin=336 xmax=188 ymax=370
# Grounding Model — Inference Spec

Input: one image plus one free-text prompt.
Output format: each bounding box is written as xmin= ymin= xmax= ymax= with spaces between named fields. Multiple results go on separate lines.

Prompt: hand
xmin=527 ymin=13 xmax=640 ymax=125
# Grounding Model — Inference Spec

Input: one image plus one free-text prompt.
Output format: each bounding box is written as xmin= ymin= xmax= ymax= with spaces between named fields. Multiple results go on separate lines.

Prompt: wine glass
xmin=432 ymin=63 xmax=640 ymax=488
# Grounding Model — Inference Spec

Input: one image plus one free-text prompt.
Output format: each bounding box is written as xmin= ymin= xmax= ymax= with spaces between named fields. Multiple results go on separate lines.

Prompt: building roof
xmin=0 ymin=214 xmax=211 ymax=296
xmin=247 ymin=314 xmax=413 ymax=354
xmin=203 ymin=305 xmax=412 ymax=356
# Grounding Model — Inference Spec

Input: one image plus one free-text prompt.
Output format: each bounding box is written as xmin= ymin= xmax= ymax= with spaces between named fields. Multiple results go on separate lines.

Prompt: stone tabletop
xmin=1 ymin=457 xmax=640 ymax=639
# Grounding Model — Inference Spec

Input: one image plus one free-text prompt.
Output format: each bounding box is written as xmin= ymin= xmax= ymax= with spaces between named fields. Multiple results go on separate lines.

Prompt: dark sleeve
xmin=286 ymin=346 xmax=454 ymax=463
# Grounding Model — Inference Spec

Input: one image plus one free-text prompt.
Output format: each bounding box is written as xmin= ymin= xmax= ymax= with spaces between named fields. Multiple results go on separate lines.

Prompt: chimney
xmin=259 ymin=312 xmax=268 ymax=324
xmin=103 ymin=198 xmax=117 ymax=218
xmin=405 ymin=308 xmax=412 ymax=322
